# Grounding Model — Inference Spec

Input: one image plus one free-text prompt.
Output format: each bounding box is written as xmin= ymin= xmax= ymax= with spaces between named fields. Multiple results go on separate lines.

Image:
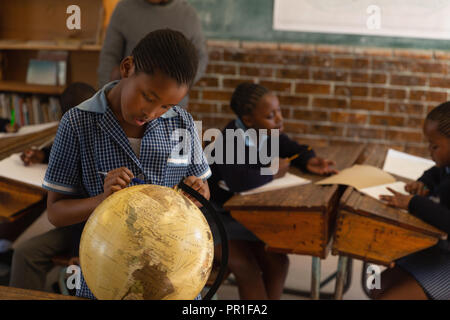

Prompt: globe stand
xmin=177 ymin=181 xmax=229 ymax=300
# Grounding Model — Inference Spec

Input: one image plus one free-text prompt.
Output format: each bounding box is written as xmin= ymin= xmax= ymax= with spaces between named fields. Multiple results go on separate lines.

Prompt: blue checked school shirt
xmin=42 ymin=81 xmax=211 ymax=299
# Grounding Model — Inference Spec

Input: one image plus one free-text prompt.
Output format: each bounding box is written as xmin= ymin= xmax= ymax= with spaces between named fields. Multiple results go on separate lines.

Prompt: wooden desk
xmin=223 ymin=144 xmax=365 ymax=299
xmin=0 ymin=285 xmax=84 ymax=300
xmin=0 ymin=177 xmax=47 ymax=241
xmin=332 ymin=145 xmax=447 ymax=299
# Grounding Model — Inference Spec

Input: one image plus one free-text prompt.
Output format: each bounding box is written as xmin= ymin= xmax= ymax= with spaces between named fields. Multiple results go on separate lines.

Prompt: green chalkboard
xmin=187 ymin=0 xmax=450 ymax=50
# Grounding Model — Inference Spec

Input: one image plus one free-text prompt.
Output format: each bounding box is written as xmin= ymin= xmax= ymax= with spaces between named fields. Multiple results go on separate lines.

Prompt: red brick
xmin=241 ymin=42 xmax=278 ymax=50
xmin=371 ymin=87 xmax=407 ymax=100
xmin=405 ymin=117 xmax=425 ymax=128
xmin=281 ymin=107 xmax=291 ymax=118
xmin=315 ymin=45 xmax=354 ymax=55
xmin=350 ymin=72 xmax=387 ymax=84
xmin=275 ymin=68 xmax=309 ymax=80
xmin=393 ymin=49 xmax=433 ymax=59
xmin=283 ymin=121 xmax=309 ymax=134
xmin=434 ymin=50 xmax=450 ymax=60
xmin=189 ymin=89 xmax=200 ymax=100
xmin=279 ymin=43 xmax=315 ymax=52
xmin=370 ymin=115 xmax=405 ymax=126
xmin=208 ymin=49 xmax=223 ymax=61
xmin=346 ymin=127 xmax=385 ymax=140
xmin=330 ymin=112 xmax=368 ymax=124
xmin=278 ymin=95 xmax=308 ymax=107
xmin=386 ymin=130 xmax=423 ymax=143
xmin=312 ymin=98 xmax=347 ymax=109
xmin=309 ymin=125 xmax=344 ymax=136
xmin=333 ymin=57 xmax=369 ymax=69
xmin=186 ymin=103 xmax=219 ymax=113
xmin=298 ymin=54 xmax=332 ymax=68
xmin=195 ymin=77 xmax=219 ymax=88
xmin=292 ymin=136 xmax=330 ymax=148
xmin=202 ymin=90 xmax=233 ymax=102
xmin=259 ymin=81 xmax=291 ymax=93
xmin=200 ymin=117 xmax=233 ymax=130
xmin=312 ymin=70 xmax=348 ymax=82
xmin=350 ymin=99 xmax=385 ymax=111
xmin=335 ymin=85 xmax=369 ymax=97
xmin=353 ymin=47 xmax=393 ymax=57
xmin=410 ymin=90 xmax=447 ymax=102
xmin=388 ymin=102 xmax=425 ymax=115
xmin=296 ymin=83 xmax=330 ymax=94
xmin=429 ymin=77 xmax=450 ymax=89
xmin=206 ymin=63 xmax=237 ymax=75
xmin=404 ymin=145 xmax=430 ymax=158
xmin=372 ymin=59 xmax=411 ymax=72
xmin=410 ymin=62 xmax=447 ymax=74
xmin=390 ymin=75 xmax=427 ymax=86
xmin=293 ymin=110 xmax=328 ymax=121
xmin=222 ymin=78 xmax=254 ymax=89
xmin=240 ymin=66 xmax=274 ymax=77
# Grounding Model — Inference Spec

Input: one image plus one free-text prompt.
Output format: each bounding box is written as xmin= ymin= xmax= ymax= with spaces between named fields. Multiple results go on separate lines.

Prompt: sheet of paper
xmin=315 ymin=165 xmax=396 ymax=189
xmin=359 ymin=181 xmax=409 ymax=201
xmin=382 ymin=149 xmax=435 ymax=181
xmin=0 ymin=153 xmax=47 ymax=187
xmin=0 ymin=121 xmax=58 ymax=138
xmin=239 ymin=173 xmax=310 ymax=196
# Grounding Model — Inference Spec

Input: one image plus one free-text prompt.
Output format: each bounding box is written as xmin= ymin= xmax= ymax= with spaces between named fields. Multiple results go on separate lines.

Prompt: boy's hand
xmin=181 ymin=176 xmax=210 ymax=208
xmin=5 ymin=123 xmax=20 ymax=133
xmin=273 ymin=158 xmax=290 ymax=179
xmin=405 ymin=181 xmax=429 ymax=196
xmin=306 ymin=157 xmax=338 ymax=176
xmin=20 ymin=148 xmax=46 ymax=166
xmin=102 ymin=167 xmax=134 ymax=200
xmin=379 ymin=187 xmax=414 ymax=210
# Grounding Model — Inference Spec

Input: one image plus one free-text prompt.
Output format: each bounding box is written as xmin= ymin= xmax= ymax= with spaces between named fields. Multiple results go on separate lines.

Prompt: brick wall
xmin=188 ymin=40 xmax=450 ymax=158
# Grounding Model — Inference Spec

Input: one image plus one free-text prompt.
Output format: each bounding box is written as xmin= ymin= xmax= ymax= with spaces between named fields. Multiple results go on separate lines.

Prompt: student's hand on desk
xmin=306 ymin=157 xmax=338 ymax=176
xmin=405 ymin=181 xmax=429 ymax=196
xmin=102 ymin=167 xmax=134 ymax=200
xmin=20 ymin=148 xmax=46 ymax=166
xmin=379 ymin=187 xmax=414 ymax=210
xmin=273 ymin=158 xmax=290 ymax=179
xmin=181 ymin=176 xmax=210 ymax=208
xmin=5 ymin=123 xmax=19 ymax=133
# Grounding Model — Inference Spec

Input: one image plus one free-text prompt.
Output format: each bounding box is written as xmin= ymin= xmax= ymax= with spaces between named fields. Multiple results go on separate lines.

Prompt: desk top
xmin=0 ymin=285 xmax=85 ymax=300
xmin=224 ymin=144 xmax=365 ymax=212
xmin=340 ymin=145 xmax=447 ymax=240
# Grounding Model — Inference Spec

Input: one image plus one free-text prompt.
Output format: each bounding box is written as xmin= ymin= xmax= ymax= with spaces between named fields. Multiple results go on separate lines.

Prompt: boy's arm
xmin=216 ymin=163 xmax=273 ymax=193
xmin=408 ymin=196 xmax=450 ymax=234
xmin=417 ymin=166 xmax=442 ymax=191
xmin=278 ymin=134 xmax=316 ymax=172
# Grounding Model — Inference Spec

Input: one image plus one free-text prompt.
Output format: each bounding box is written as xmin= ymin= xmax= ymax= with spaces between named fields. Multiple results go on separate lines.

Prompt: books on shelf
xmin=25 ymin=51 xmax=68 ymax=87
xmin=0 ymin=93 xmax=62 ymax=126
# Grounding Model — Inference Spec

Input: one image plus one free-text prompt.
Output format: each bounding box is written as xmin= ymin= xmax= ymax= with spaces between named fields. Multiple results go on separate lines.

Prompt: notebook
xmin=239 ymin=173 xmax=310 ymax=195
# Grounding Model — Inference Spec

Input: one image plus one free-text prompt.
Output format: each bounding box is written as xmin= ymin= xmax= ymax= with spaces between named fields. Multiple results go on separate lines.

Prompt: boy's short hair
xmin=60 ymin=82 xmax=96 ymax=115
xmin=427 ymin=101 xmax=450 ymax=137
xmin=131 ymin=29 xmax=199 ymax=88
xmin=230 ymin=82 xmax=270 ymax=119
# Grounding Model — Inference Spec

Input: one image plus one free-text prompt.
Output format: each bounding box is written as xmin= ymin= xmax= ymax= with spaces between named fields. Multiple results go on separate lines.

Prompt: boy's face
xmin=424 ymin=120 xmax=450 ymax=168
xmin=119 ymin=57 xmax=188 ymax=127
xmin=242 ymin=93 xmax=284 ymax=134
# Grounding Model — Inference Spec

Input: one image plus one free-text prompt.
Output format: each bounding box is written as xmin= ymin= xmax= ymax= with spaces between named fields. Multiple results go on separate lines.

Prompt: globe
xmin=79 ymin=184 xmax=214 ymax=300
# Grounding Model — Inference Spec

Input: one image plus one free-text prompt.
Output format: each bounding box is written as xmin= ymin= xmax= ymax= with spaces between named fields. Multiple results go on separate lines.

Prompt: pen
xmin=287 ymin=146 xmax=313 ymax=162
xmin=98 ymin=171 xmax=145 ymax=184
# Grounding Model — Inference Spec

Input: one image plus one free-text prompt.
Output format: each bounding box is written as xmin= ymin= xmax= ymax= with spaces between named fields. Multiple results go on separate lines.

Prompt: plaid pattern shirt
xmin=43 ymin=81 xmax=210 ymax=299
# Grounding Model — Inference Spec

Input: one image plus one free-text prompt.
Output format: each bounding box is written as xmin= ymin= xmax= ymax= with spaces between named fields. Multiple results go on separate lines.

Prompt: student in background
xmin=98 ymin=0 xmax=208 ymax=107
xmin=8 ymin=83 xmax=96 ymax=292
xmin=0 ymin=119 xmax=19 ymax=133
xmin=208 ymin=82 xmax=338 ymax=300
xmin=43 ymin=29 xmax=210 ymax=299
xmin=373 ymin=102 xmax=450 ymax=300
xmin=20 ymin=83 xmax=96 ymax=166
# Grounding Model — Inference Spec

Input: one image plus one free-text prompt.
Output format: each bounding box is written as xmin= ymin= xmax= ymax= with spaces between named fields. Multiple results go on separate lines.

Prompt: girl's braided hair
xmin=230 ymin=83 xmax=269 ymax=118
xmin=427 ymin=101 xmax=450 ymax=137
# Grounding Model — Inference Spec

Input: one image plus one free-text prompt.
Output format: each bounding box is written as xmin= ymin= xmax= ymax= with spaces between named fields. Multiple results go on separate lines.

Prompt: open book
xmin=0 ymin=153 xmax=47 ymax=188
xmin=239 ymin=173 xmax=310 ymax=196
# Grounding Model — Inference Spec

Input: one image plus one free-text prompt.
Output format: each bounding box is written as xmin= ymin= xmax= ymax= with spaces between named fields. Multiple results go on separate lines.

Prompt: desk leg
xmin=334 ymin=255 xmax=348 ymax=300
xmin=311 ymin=257 xmax=321 ymax=300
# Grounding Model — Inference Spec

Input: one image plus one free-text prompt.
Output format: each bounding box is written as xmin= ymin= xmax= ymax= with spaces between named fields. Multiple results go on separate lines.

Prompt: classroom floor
xmin=10 ymin=210 xmax=372 ymax=300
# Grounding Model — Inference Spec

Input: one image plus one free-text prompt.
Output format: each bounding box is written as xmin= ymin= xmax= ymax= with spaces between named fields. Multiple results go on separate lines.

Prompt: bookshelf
xmin=0 ymin=0 xmax=109 ymax=125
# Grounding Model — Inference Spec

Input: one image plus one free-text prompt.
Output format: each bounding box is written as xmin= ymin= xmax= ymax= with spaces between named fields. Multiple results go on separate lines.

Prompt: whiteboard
xmin=273 ymin=0 xmax=450 ymax=40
